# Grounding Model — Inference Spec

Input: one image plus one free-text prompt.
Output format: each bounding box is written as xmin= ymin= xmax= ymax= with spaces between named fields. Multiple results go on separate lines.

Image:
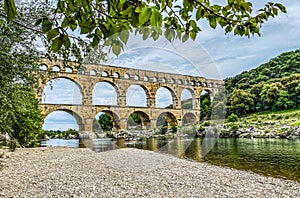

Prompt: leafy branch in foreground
xmin=2 ymin=0 xmax=286 ymax=62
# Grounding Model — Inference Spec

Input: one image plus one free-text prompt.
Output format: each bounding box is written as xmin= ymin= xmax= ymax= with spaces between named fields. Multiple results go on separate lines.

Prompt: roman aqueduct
xmin=38 ymin=60 xmax=224 ymax=132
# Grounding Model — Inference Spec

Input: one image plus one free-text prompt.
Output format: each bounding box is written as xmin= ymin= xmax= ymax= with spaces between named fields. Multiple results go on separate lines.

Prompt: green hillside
xmin=224 ymin=49 xmax=300 ymax=116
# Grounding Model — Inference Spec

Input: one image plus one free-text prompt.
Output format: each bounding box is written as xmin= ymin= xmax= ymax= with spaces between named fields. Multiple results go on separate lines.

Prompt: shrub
xmin=171 ymin=126 xmax=178 ymax=134
xmin=226 ymin=113 xmax=239 ymax=123
xmin=203 ymin=121 xmax=211 ymax=126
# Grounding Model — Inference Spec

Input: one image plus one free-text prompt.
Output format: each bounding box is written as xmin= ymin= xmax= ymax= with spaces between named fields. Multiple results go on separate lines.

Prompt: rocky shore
xmin=0 ymin=147 xmax=299 ymax=197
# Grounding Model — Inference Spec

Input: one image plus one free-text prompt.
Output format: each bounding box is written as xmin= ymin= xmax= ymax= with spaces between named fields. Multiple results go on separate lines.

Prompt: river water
xmin=41 ymin=137 xmax=300 ymax=181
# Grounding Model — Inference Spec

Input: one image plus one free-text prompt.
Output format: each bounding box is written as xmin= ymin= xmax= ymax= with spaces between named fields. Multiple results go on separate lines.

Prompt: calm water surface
xmin=42 ymin=137 xmax=300 ymax=181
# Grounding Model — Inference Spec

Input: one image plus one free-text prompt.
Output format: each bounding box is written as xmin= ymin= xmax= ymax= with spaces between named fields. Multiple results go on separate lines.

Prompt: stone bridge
xmin=38 ymin=60 xmax=224 ymax=132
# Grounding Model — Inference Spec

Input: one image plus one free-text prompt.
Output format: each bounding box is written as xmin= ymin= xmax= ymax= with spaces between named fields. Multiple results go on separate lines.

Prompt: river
xmin=41 ymin=137 xmax=300 ymax=181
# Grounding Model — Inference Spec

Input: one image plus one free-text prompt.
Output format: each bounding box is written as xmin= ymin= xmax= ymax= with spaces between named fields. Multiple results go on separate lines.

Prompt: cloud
xmin=197 ymin=0 xmax=300 ymax=77
xmin=43 ymin=111 xmax=79 ymax=131
xmin=43 ymin=78 xmax=82 ymax=104
xmin=92 ymin=82 xmax=117 ymax=105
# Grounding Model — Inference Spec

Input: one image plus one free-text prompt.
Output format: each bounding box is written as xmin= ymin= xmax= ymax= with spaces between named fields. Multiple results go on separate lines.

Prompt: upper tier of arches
xmin=39 ymin=62 xmax=223 ymax=89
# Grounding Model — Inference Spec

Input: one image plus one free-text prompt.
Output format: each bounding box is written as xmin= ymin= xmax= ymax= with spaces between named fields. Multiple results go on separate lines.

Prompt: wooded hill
xmin=224 ymin=49 xmax=300 ymax=116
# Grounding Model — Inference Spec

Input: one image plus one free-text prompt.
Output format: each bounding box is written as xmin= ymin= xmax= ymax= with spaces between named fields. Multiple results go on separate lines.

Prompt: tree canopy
xmin=225 ymin=49 xmax=300 ymax=116
xmin=1 ymin=0 xmax=287 ymax=62
xmin=0 ymin=12 xmax=43 ymax=148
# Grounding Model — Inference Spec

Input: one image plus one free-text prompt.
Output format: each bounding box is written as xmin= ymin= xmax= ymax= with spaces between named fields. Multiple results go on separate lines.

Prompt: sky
xmin=43 ymin=0 xmax=300 ymax=130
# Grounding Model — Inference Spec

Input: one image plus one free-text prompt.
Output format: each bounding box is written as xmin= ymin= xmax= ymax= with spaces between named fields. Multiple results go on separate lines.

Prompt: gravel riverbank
xmin=0 ymin=147 xmax=299 ymax=197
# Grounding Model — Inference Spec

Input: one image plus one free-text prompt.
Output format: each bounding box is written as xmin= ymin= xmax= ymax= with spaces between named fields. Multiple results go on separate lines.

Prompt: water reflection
xmin=42 ymin=137 xmax=300 ymax=181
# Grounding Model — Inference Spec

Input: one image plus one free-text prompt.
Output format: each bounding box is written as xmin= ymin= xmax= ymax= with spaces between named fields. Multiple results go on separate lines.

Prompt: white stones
xmin=0 ymin=147 xmax=299 ymax=197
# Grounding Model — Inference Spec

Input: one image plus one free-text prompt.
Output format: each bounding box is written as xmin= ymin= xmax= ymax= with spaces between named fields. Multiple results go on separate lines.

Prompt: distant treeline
xmin=224 ymin=49 xmax=300 ymax=116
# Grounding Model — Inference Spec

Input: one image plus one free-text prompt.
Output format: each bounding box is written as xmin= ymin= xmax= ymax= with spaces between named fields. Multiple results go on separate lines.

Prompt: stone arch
xmin=134 ymin=74 xmax=140 ymax=80
xmin=153 ymin=77 xmax=158 ymax=82
xmin=94 ymin=110 xmax=121 ymax=131
xmin=52 ymin=65 xmax=60 ymax=72
xmin=155 ymin=86 xmax=178 ymax=109
xmin=65 ymin=67 xmax=73 ymax=73
xmin=126 ymin=84 xmax=149 ymax=107
xmin=182 ymin=112 xmax=197 ymax=125
xmin=156 ymin=112 xmax=178 ymax=127
xmin=40 ymin=64 xmax=48 ymax=71
xmin=181 ymin=88 xmax=195 ymax=109
xmin=92 ymin=81 xmax=118 ymax=105
xmin=124 ymin=73 xmax=130 ymax=79
xmin=42 ymin=77 xmax=83 ymax=104
xmin=161 ymin=77 xmax=166 ymax=83
xmin=200 ymin=89 xmax=212 ymax=120
xmin=102 ymin=71 xmax=109 ymax=77
xmin=113 ymin=72 xmax=120 ymax=78
xmin=170 ymin=78 xmax=175 ymax=84
xmin=43 ymin=109 xmax=84 ymax=131
xmin=178 ymin=79 xmax=182 ymax=85
xmin=90 ymin=69 xmax=97 ymax=75
xmin=127 ymin=111 xmax=151 ymax=129
xmin=144 ymin=76 xmax=149 ymax=81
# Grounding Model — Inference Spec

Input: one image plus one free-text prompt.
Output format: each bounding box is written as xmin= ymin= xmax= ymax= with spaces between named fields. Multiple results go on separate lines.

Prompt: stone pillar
xmin=175 ymin=98 xmax=181 ymax=109
xmin=194 ymin=97 xmax=201 ymax=110
xmin=150 ymin=119 xmax=157 ymax=129
xmin=83 ymin=118 xmax=94 ymax=132
xmin=120 ymin=118 xmax=128 ymax=131
xmin=148 ymin=97 xmax=156 ymax=108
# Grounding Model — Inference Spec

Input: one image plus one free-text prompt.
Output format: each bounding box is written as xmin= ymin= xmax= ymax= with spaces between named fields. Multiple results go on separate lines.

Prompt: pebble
xmin=0 ymin=147 xmax=299 ymax=197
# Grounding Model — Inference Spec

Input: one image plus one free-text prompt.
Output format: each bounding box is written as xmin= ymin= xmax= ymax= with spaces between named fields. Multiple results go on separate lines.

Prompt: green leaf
xmin=80 ymin=27 xmax=90 ymax=34
xmin=47 ymin=28 xmax=60 ymax=41
xmin=91 ymin=36 xmax=100 ymax=48
xmin=197 ymin=7 xmax=206 ymax=20
xmin=139 ymin=7 xmax=151 ymax=24
xmin=61 ymin=17 xmax=69 ymax=28
xmin=4 ymin=0 xmax=17 ymax=20
xmin=119 ymin=30 xmax=129 ymax=44
xmin=274 ymin=3 xmax=286 ymax=13
xmin=112 ymin=42 xmax=122 ymax=56
xmin=70 ymin=24 xmax=77 ymax=31
xmin=34 ymin=18 xmax=43 ymax=26
xmin=135 ymin=4 xmax=143 ymax=13
xmin=209 ymin=17 xmax=217 ymax=29
xmin=182 ymin=33 xmax=189 ymax=43
xmin=63 ymin=35 xmax=71 ymax=49
xmin=51 ymin=36 xmax=63 ymax=52
xmin=190 ymin=31 xmax=196 ymax=40
xmin=190 ymin=20 xmax=197 ymax=29
xmin=42 ymin=19 xmax=53 ymax=33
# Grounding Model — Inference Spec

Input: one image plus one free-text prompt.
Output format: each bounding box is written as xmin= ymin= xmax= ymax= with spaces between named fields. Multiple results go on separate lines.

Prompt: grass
xmin=241 ymin=109 xmax=300 ymax=122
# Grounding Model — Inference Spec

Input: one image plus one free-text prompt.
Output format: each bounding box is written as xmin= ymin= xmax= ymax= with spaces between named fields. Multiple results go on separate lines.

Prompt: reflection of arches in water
xmin=92 ymin=81 xmax=118 ymax=105
xmin=156 ymin=112 xmax=177 ymax=127
xmin=127 ymin=111 xmax=150 ymax=130
xmin=43 ymin=110 xmax=82 ymax=131
xmin=155 ymin=87 xmax=176 ymax=108
xmin=126 ymin=85 xmax=149 ymax=107
xmin=93 ymin=111 xmax=120 ymax=132
xmin=184 ymin=138 xmax=204 ymax=162
xmin=42 ymin=77 xmax=83 ymax=104
xmin=182 ymin=113 xmax=197 ymax=125
xmin=181 ymin=88 xmax=194 ymax=109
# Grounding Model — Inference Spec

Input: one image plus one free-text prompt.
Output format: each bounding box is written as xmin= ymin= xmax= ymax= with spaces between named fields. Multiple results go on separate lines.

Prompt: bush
xmin=229 ymin=123 xmax=239 ymax=131
xmin=226 ymin=113 xmax=239 ymax=123
xmin=160 ymin=126 xmax=168 ymax=134
xmin=171 ymin=126 xmax=178 ymax=134
xmin=202 ymin=121 xmax=211 ymax=126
